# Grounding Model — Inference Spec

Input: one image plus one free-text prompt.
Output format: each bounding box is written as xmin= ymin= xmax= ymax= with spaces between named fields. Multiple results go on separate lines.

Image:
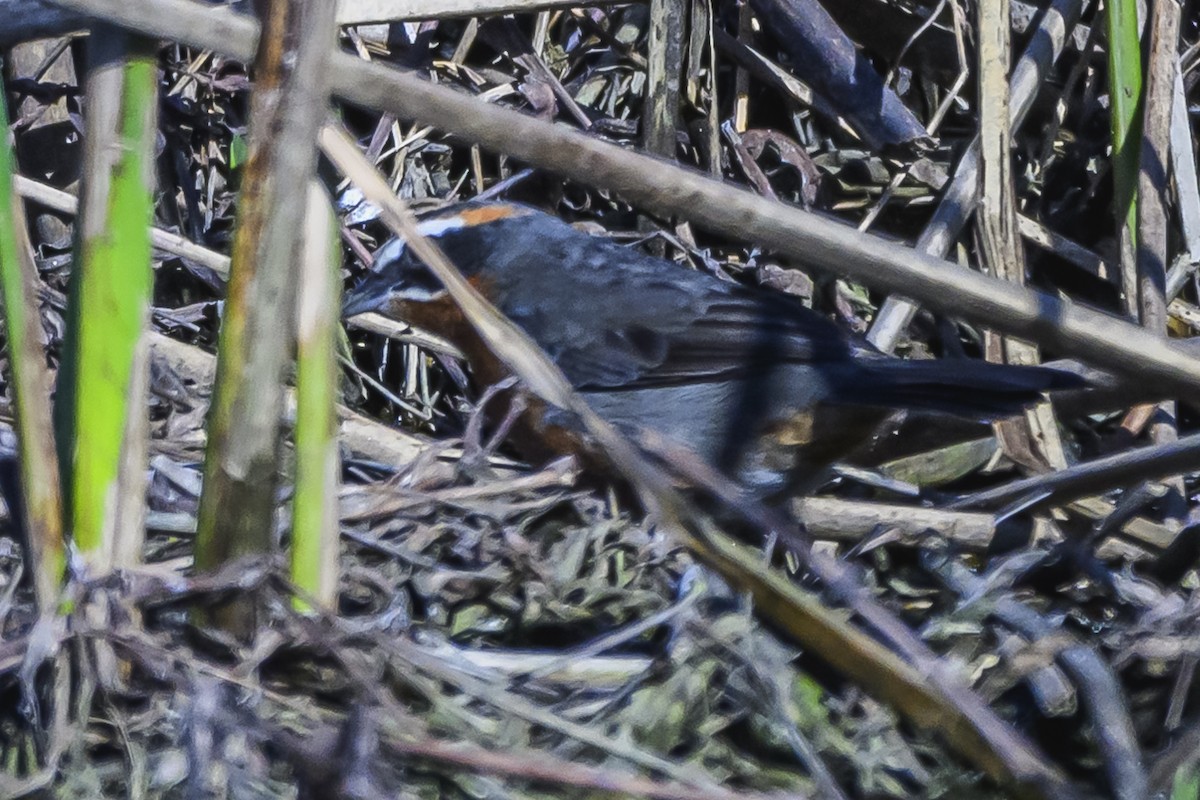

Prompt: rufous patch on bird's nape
xmin=409 ymin=203 xmax=533 ymax=241
xmin=456 ymin=204 xmax=532 ymax=227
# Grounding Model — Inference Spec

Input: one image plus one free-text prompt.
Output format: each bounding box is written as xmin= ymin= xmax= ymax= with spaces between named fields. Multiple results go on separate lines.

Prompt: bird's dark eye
xmin=371 ymin=239 xmax=446 ymax=302
xmin=393 ymin=264 xmax=446 ymax=301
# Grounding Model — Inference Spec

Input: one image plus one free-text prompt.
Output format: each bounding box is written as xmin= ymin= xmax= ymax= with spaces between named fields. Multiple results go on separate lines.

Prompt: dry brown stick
xmin=1138 ymin=1 xmax=1181 ymax=332
xmin=796 ymin=497 xmax=998 ymax=549
xmin=643 ymin=0 xmax=684 ymax=158
xmin=950 ymin=431 xmax=1200 ymax=513
xmin=1137 ymin=0 xmax=1186 ymax=517
xmin=683 ymin=0 xmax=720 ymax=176
xmin=337 ymin=0 xmax=598 ymax=24
xmin=977 ymin=0 xmax=1068 ymax=474
xmin=48 ymin=0 xmax=1200 ymax=403
xmin=1170 ymin=63 xmax=1200 ymax=263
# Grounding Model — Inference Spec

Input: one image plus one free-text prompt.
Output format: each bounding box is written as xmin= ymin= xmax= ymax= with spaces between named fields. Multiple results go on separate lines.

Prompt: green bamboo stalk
xmin=1105 ymin=0 xmax=1143 ymax=312
xmin=55 ymin=30 xmax=159 ymax=572
xmin=0 ymin=90 xmax=66 ymax=611
xmin=290 ymin=182 xmax=341 ymax=611
xmin=193 ymin=0 xmax=337 ymax=634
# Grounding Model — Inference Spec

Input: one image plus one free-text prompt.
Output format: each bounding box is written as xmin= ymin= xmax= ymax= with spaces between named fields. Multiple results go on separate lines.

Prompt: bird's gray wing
xmin=502 ymin=261 xmax=851 ymax=389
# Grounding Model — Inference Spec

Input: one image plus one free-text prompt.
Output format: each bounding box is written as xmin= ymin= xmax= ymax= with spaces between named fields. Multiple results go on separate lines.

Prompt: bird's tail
xmin=834 ymin=358 xmax=1085 ymax=418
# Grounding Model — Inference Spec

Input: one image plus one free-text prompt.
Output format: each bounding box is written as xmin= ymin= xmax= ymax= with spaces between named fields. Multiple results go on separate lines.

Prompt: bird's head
xmin=342 ymin=202 xmax=535 ymax=318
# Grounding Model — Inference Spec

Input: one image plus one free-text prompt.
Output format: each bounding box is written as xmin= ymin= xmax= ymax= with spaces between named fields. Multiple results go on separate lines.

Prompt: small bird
xmin=344 ymin=202 xmax=1079 ymax=498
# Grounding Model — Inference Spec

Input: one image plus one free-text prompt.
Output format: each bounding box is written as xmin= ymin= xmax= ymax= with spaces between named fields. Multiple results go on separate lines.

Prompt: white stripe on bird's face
xmin=371 ymin=203 xmax=533 ymax=270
